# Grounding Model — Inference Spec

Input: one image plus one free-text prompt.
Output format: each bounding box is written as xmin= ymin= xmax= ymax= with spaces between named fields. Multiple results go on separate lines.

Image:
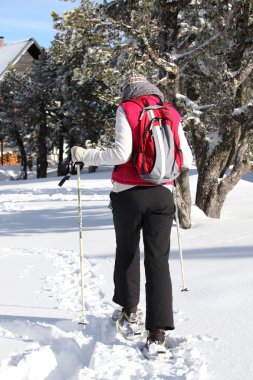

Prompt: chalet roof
xmin=0 ymin=38 xmax=41 ymax=79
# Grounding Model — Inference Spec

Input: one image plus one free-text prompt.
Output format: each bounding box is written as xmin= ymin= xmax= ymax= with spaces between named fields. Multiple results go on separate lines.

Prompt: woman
xmin=71 ymin=73 xmax=193 ymax=357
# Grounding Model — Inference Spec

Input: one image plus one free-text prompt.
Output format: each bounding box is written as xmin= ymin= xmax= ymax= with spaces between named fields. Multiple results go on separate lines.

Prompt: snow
xmin=205 ymin=129 xmax=222 ymax=157
xmin=232 ymin=98 xmax=253 ymax=116
xmin=0 ymin=165 xmax=253 ymax=379
xmin=175 ymin=94 xmax=214 ymax=112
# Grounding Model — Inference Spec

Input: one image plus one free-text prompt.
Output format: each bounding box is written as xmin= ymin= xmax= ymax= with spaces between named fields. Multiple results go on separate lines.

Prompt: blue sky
xmin=0 ymin=0 xmax=81 ymax=48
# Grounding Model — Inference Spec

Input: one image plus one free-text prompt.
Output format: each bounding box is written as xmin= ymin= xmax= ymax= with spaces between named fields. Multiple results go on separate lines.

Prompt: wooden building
xmin=0 ymin=36 xmax=41 ymax=79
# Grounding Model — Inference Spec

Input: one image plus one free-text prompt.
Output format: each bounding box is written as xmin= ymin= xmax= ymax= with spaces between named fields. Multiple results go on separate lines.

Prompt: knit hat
xmin=121 ymin=73 xmax=164 ymax=103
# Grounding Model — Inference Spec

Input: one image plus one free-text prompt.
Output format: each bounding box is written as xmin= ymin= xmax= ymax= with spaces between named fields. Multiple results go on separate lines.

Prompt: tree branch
xmin=175 ymin=94 xmax=215 ymax=112
xmin=220 ymin=142 xmax=251 ymax=193
xmin=175 ymin=0 xmax=238 ymax=61
xmin=138 ymin=32 xmax=177 ymax=75
xmin=232 ymin=52 xmax=253 ymax=89
xmin=174 ymin=33 xmax=220 ymax=61
xmin=232 ymin=98 xmax=253 ymax=124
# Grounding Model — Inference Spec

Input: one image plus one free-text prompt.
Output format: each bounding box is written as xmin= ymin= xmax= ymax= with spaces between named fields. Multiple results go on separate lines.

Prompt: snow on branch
xmin=173 ymin=34 xmax=220 ymax=61
xmin=176 ymin=94 xmax=215 ymax=112
xmin=183 ymin=115 xmax=201 ymax=123
xmin=232 ymin=98 xmax=253 ymax=120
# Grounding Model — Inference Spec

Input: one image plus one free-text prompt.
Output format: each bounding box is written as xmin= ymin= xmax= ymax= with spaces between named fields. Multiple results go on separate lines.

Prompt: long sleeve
xmin=81 ymin=106 xmax=132 ymax=167
xmin=178 ymin=123 xmax=193 ymax=168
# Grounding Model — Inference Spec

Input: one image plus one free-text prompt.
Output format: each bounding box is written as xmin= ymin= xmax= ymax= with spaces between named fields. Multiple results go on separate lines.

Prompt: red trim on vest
xmin=112 ymin=95 xmax=181 ymax=186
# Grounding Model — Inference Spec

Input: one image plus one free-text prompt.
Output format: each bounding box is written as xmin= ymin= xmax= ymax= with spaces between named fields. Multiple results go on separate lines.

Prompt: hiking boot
xmin=145 ymin=328 xmax=166 ymax=355
xmin=122 ymin=306 xmax=138 ymax=321
xmin=148 ymin=328 xmax=165 ymax=344
xmin=111 ymin=306 xmax=141 ymax=322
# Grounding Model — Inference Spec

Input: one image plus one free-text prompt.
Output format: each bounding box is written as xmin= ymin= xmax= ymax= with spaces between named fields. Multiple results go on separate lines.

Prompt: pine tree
xmin=50 ymin=0 xmax=117 ymax=160
xmin=0 ymin=69 xmax=28 ymax=179
xmin=23 ymin=49 xmax=58 ymax=178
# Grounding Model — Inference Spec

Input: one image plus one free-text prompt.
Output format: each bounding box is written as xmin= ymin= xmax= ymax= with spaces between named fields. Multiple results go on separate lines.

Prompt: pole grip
xmin=58 ymin=173 xmax=71 ymax=187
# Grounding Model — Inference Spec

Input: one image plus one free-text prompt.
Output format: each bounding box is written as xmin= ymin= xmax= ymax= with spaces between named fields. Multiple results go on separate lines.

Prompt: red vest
xmin=112 ymin=95 xmax=181 ymax=186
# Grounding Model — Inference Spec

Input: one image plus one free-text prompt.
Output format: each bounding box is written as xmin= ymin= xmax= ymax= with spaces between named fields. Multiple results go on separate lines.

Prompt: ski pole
xmin=76 ymin=162 xmax=88 ymax=325
xmin=173 ymin=184 xmax=189 ymax=292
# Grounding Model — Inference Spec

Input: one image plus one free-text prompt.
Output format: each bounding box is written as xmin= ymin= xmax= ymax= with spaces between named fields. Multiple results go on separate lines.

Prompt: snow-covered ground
xmin=0 ymin=164 xmax=252 ymax=380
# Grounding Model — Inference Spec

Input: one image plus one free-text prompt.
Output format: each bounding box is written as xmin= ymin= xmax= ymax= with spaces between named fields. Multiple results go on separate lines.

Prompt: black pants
xmin=110 ymin=185 xmax=175 ymax=330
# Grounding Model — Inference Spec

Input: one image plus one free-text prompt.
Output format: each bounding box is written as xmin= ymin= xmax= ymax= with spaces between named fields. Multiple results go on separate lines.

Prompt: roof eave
xmin=10 ymin=38 xmax=42 ymax=67
xmin=0 ymin=38 xmax=42 ymax=80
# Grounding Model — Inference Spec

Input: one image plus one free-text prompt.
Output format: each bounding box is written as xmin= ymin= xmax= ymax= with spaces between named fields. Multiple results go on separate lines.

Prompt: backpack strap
xmin=129 ymin=98 xmax=170 ymax=121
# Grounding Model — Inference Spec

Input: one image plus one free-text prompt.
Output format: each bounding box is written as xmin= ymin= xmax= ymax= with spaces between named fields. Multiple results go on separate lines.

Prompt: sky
xmin=0 ymin=0 xmax=81 ymax=48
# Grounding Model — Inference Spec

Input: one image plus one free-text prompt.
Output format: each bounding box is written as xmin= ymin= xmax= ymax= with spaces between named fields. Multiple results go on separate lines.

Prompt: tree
xmin=50 ymin=0 xmax=117 ymax=171
xmin=174 ymin=0 xmax=253 ymax=217
xmin=0 ymin=69 xmax=28 ymax=179
xmin=23 ymin=50 xmax=59 ymax=178
xmin=105 ymin=0 xmax=253 ymax=220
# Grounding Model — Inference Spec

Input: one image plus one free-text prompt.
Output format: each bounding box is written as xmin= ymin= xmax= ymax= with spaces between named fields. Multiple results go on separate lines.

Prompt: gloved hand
xmin=71 ymin=146 xmax=86 ymax=163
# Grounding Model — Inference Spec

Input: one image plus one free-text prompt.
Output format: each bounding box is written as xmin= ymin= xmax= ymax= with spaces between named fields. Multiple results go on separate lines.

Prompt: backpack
xmin=130 ymin=98 xmax=183 ymax=184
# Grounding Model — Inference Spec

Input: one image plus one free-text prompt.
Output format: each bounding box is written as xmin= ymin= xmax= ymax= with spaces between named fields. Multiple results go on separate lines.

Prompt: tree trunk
xmin=196 ymin=136 xmax=251 ymax=218
xmin=0 ymin=139 xmax=4 ymax=165
xmin=18 ymin=144 xmax=28 ymax=180
xmin=195 ymin=140 xmax=231 ymax=218
xmin=57 ymin=132 xmax=65 ymax=176
xmin=175 ymin=168 xmax=192 ymax=228
xmin=195 ymin=174 xmax=224 ymax=218
xmin=12 ymin=128 xmax=27 ymax=179
xmin=37 ymin=119 xmax=48 ymax=178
